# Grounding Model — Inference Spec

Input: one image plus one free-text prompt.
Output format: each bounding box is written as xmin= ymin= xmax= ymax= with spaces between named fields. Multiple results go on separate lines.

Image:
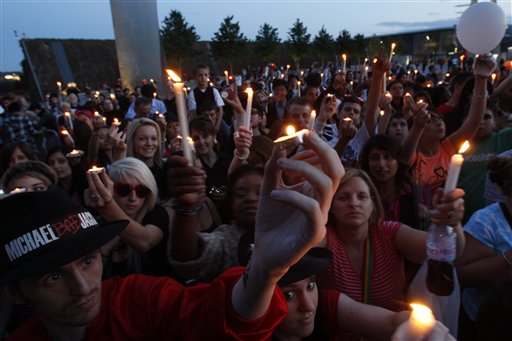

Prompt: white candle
xmin=297 ymin=81 xmax=302 ymax=97
xmin=444 ymin=140 xmax=470 ymax=195
xmin=274 ymin=126 xmax=308 ymax=145
xmin=57 ymin=81 xmax=62 ymax=104
xmin=245 ymin=88 xmax=254 ymax=128
xmin=402 ymin=304 xmax=436 ymax=340
xmin=64 ymin=112 xmax=73 ymax=130
xmin=224 ymin=70 xmax=229 ymax=86
xmin=87 ymin=165 xmax=105 ymax=174
xmin=309 ymin=110 xmax=316 ymax=130
xmin=342 ymin=54 xmax=347 ymax=73
xmin=66 ymin=149 xmax=83 ymax=158
xmin=166 ymin=69 xmax=193 ymax=166
xmin=389 ymin=42 xmax=396 ymax=64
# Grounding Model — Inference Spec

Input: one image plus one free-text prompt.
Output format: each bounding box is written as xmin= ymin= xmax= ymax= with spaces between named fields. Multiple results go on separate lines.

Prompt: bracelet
xmin=472 ymin=90 xmax=488 ymax=102
xmin=171 ymin=201 xmax=203 ymax=216
xmin=502 ymin=252 xmax=512 ymax=267
xmin=234 ymin=148 xmax=249 ymax=162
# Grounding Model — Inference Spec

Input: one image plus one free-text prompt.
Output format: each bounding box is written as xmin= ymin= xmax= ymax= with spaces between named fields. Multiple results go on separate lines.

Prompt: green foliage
xmin=211 ymin=15 xmax=248 ymax=68
xmin=313 ymin=26 xmax=335 ymax=65
xmin=336 ymin=29 xmax=353 ymax=55
xmin=366 ymin=34 xmax=383 ymax=60
xmin=286 ymin=19 xmax=311 ymax=67
xmin=160 ymin=10 xmax=200 ymax=70
xmin=254 ymin=23 xmax=281 ymax=63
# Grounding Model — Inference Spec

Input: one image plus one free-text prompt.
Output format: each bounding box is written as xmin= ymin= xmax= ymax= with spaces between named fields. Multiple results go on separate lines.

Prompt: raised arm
xmin=84 ymin=171 xmax=163 ymax=253
xmin=447 ymin=55 xmax=496 ymax=148
xmin=399 ymin=103 xmax=429 ymax=165
xmin=231 ymin=131 xmax=343 ymax=319
xmin=365 ymin=51 xmax=389 ymax=135
xmin=228 ymin=125 xmax=253 ymax=175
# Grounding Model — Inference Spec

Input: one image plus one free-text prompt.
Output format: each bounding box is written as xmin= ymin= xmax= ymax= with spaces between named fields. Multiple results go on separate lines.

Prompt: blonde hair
xmin=108 ymin=157 xmax=158 ymax=223
xmin=126 ymin=118 xmax=163 ymax=168
xmin=334 ymin=168 xmax=384 ymax=226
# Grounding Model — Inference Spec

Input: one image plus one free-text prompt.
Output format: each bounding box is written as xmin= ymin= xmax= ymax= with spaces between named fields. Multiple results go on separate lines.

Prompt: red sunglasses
xmin=114 ymin=182 xmax=150 ymax=198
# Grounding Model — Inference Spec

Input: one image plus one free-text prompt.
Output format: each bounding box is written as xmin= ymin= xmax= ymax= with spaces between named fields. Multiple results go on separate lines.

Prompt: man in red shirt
xmin=0 ymin=131 xmax=343 ymax=340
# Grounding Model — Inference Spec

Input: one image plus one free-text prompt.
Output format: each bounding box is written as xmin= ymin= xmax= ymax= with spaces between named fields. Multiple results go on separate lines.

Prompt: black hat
xmin=0 ymin=186 xmax=127 ymax=284
xmin=278 ymin=248 xmax=332 ymax=286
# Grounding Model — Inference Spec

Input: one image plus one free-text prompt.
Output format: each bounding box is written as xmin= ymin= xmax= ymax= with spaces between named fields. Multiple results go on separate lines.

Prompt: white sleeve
xmin=212 ymin=88 xmax=225 ymax=107
xmin=187 ymin=90 xmax=197 ymax=111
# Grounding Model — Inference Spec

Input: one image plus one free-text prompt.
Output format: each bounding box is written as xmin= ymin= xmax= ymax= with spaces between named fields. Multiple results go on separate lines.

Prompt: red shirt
xmin=8 ymin=267 xmax=287 ymax=340
xmin=317 ymin=221 xmax=406 ymax=312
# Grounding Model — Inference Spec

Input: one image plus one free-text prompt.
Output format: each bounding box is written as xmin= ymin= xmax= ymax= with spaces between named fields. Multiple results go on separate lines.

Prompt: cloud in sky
xmin=378 ymin=18 xmax=458 ymax=31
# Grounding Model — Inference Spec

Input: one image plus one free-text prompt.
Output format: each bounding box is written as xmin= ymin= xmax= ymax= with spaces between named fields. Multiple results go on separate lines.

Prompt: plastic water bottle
xmin=426 ymin=223 xmax=456 ymax=296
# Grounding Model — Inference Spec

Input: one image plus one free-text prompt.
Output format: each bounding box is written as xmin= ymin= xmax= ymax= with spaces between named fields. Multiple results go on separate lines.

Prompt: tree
xmin=336 ymin=29 xmax=353 ymax=55
xmin=352 ymin=34 xmax=367 ymax=64
xmin=286 ymin=19 xmax=311 ymax=69
xmin=254 ymin=23 xmax=281 ymax=63
xmin=160 ymin=10 xmax=200 ymax=73
xmin=366 ymin=34 xmax=383 ymax=61
xmin=313 ymin=26 xmax=335 ymax=66
xmin=210 ymin=15 xmax=248 ymax=71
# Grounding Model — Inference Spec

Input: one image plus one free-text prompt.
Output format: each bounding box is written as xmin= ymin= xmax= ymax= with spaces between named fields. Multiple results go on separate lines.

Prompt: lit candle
xmin=150 ymin=78 xmax=155 ymax=85
xmin=61 ymin=129 xmax=69 ymax=136
xmin=297 ymin=81 xmax=302 ymax=97
xmin=224 ymin=70 xmax=229 ymax=85
xmin=102 ymin=117 xmax=107 ymax=124
xmin=57 ymin=81 xmax=62 ymax=104
xmin=110 ymin=93 xmax=116 ymax=100
xmin=87 ymin=165 xmax=105 ymax=174
xmin=245 ymin=87 xmax=254 ymax=128
xmin=385 ymin=92 xmax=392 ymax=100
xmin=153 ymin=92 xmax=157 ymax=99
xmin=343 ymin=117 xmax=352 ymax=123
xmin=9 ymin=187 xmax=26 ymax=195
xmin=342 ymin=54 xmax=347 ymax=73
xmin=363 ymin=57 xmax=368 ymax=67
xmin=95 ymin=91 xmax=100 ymax=98
xmin=414 ymin=69 xmax=418 ymax=76
xmin=403 ymin=303 xmax=436 ymax=340
xmin=444 ymin=140 xmax=470 ymax=195
xmin=66 ymin=149 xmax=83 ymax=158
xmin=320 ymin=72 xmax=324 ymax=83
xmin=380 ymin=110 xmax=385 ymax=117
xmin=274 ymin=126 xmax=308 ymax=147
xmin=64 ymin=112 xmax=73 ymax=130
xmin=112 ymin=118 xmax=120 ymax=127
xmin=94 ymin=111 xmax=101 ymax=118
xmin=460 ymin=55 xmax=465 ymax=70
xmin=389 ymin=42 xmax=396 ymax=64
xmin=309 ymin=110 xmax=316 ymax=130
xmin=166 ymin=69 xmax=193 ymax=166
xmin=491 ymin=73 xmax=497 ymax=86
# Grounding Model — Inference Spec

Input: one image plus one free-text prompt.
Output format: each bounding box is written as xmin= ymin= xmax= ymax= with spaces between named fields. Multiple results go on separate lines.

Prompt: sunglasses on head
xmin=114 ymin=182 xmax=150 ymax=198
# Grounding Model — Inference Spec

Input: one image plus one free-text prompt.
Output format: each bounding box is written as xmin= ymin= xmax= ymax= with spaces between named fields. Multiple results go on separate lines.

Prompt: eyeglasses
xmin=114 ymin=182 xmax=150 ymax=198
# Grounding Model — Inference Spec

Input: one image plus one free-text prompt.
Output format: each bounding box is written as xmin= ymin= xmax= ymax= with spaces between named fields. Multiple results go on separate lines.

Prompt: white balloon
xmin=456 ymin=2 xmax=507 ymax=55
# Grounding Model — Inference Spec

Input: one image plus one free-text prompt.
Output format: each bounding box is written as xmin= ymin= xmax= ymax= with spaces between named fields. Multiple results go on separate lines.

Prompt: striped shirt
xmin=317 ymin=220 xmax=406 ymax=312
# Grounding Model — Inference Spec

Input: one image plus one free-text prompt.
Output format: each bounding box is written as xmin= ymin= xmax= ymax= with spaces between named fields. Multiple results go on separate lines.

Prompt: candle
xmin=297 ymin=81 xmax=302 ymax=97
xmin=309 ymin=110 xmax=316 ymax=130
xmin=150 ymin=78 xmax=155 ymax=85
xmin=491 ymin=73 xmax=497 ymax=86
xmin=444 ymin=140 xmax=470 ymax=195
xmin=94 ymin=111 xmax=101 ymax=118
xmin=112 ymin=118 xmax=120 ymax=127
xmin=460 ymin=55 xmax=465 ymax=70
xmin=87 ymin=165 xmax=105 ymax=174
xmin=343 ymin=117 xmax=352 ymax=123
xmin=342 ymin=54 xmax=347 ymax=73
xmin=64 ymin=112 xmax=73 ymax=130
xmin=380 ymin=110 xmax=385 ymax=117
xmin=57 ymin=81 xmax=62 ymax=104
xmin=385 ymin=92 xmax=392 ymax=100
xmin=9 ymin=187 xmax=26 ymax=195
xmin=166 ymin=69 xmax=193 ymax=166
xmin=389 ymin=42 xmax=396 ymax=64
xmin=224 ymin=70 xmax=229 ymax=85
xmin=153 ymin=92 xmax=157 ymax=99
xmin=66 ymin=149 xmax=83 ymax=158
xmin=245 ymin=88 xmax=254 ymax=128
xmin=95 ymin=91 xmax=100 ymax=98
xmin=274 ymin=126 xmax=308 ymax=149
xmin=61 ymin=129 xmax=69 ymax=136
xmin=363 ymin=57 xmax=368 ymax=67
xmin=102 ymin=117 xmax=107 ymax=124
xmin=403 ymin=303 xmax=436 ymax=340
xmin=110 ymin=93 xmax=116 ymax=100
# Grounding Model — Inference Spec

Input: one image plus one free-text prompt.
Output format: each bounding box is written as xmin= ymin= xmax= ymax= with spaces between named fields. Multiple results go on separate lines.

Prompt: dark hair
xmin=488 ymin=156 xmax=512 ymax=197
xmin=189 ymin=117 xmax=215 ymax=137
xmin=198 ymin=100 xmax=218 ymax=115
xmin=226 ymin=166 xmax=264 ymax=209
xmin=46 ymin=145 xmax=73 ymax=163
xmin=140 ymin=84 xmax=157 ymax=99
xmin=7 ymin=101 xmax=22 ymax=113
xmin=193 ymin=63 xmax=209 ymax=75
xmin=305 ymin=72 xmax=322 ymax=87
xmin=0 ymin=142 xmax=38 ymax=175
xmin=360 ymin=134 xmax=412 ymax=190
xmin=386 ymin=80 xmax=403 ymax=91
xmin=134 ymin=96 xmax=151 ymax=108
xmin=286 ymin=96 xmax=311 ymax=115
xmin=272 ymin=78 xmax=288 ymax=91
xmin=388 ymin=112 xmax=413 ymax=131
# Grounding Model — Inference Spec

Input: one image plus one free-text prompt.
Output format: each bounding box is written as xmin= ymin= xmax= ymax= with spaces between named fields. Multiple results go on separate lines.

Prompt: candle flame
xmin=364 ymin=58 xmax=368 ymax=63
xmin=410 ymin=303 xmax=434 ymax=324
xmin=113 ymin=118 xmax=120 ymax=125
xmin=380 ymin=110 xmax=385 ymax=116
xmin=458 ymin=140 xmax=470 ymax=154
xmin=166 ymin=69 xmax=181 ymax=82
xmin=57 ymin=81 xmax=61 ymax=86
xmin=245 ymin=87 xmax=253 ymax=94
xmin=385 ymin=92 xmax=392 ymax=98
xmin=342 ymin=54 xmax=347 ymax=61
xmin=391 ymin=42 xmax=396 ymax=49
xmin=286 ymin=64 xmax=290 ymax=69
xmin=70 ymin=149 xmax=79 ymax=155
xmin=286 ymin=125 xmax=296 ymax=136
xmin=61 ymin=129 xmax=68 ymax=135
xmin=153 ymin=92 xmax=157 ymax=98
xmin=460 ymin=55 xmax=465 ymax=61
xmin=297 ymin=81 xmax=301 ymax=85
xmin=343 ymin=117 xmax=352 ymax=122
xmin=373 ymin=58 xmax=378 ymax=64
xmin=491 ymin=73 xmax=496 ymax=80
xmin=64 ymin=112 xmax=70 ymax=117
xmin=94 ymin=111 xmax=100 ymax=117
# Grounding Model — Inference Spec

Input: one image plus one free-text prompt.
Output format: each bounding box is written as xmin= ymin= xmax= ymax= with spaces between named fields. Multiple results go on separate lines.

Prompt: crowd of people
xmin=0 ymin=51 xmax=511 ymax=340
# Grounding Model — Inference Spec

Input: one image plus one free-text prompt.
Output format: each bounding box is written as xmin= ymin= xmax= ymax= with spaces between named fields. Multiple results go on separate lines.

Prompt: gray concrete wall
xmin=110 ymin=0 xmax=163 ymax=91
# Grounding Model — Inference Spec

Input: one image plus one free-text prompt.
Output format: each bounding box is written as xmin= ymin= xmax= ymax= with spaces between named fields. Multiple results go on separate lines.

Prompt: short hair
xmin=226 ymin=166 xmax=264 ymax=210
xmin=125 ymin=118 xmax=163 ymax=168
xmin=272 ymin=79 xmax=288 ymax=91
xmin=286 ymin=97 xmax=311 ymax=115
xmin=488 ymin=156 xmax=512 ymax=197
xmin=189 ymin=117 xmax=215 ymax=137
xmin=1 ymin=160 xmax=57 ymax=192
xmin=134 ymin=96 xmax=152 ymax=108
xmin=198 ymin=100 xmax=218 ymax=115
xmin=305 ymin=72 xmax=322 ymax=87
xmin=193 ymin=63 xmax=209 ymax=75
xmin=108 ymin=157 xmax=158 ymax=223
xmin=140 ymin=84 xmax=157 ymax=99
